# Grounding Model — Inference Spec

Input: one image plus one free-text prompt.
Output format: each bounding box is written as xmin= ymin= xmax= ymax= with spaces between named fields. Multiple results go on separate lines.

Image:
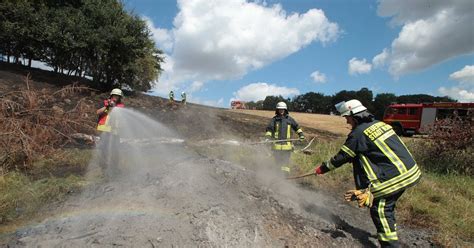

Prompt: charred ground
xmin=0 ymin=65 xmax=435 ymax=247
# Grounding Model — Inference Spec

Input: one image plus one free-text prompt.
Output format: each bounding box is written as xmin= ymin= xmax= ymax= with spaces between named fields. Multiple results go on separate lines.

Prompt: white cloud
xmin=233 ymin=82 xmax=300 ymax=102
xmin=146 ymin=0 xmax=340 ymax=94
xmin=438 ymin=87 xmax=474 ymax=102
xmin=449 ymin=65 xmax=474 ymax=84
xmin=372 ymin=49 xmax=389 ymax=68
xmin=348 ymin=57 xmax=372 ymax=75
xmin=376 ymin=0 xmax=474 ymax=76
xmin=310 ymin=70 xmax=327 ymax=83
xmin=187 ymin=81 xmax=204 ymax=93
xmin=144 ymin=17 xmax=174 ymax=52
xmin=188 ymin=95 xmax=225 ymax=107
xmin=438 ymin=65 xmax=474 ymax=102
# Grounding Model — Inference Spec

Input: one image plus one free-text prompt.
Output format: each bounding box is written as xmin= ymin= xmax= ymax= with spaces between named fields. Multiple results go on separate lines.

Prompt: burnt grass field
xmin=0 ymin=65 xmax=440 ymax=247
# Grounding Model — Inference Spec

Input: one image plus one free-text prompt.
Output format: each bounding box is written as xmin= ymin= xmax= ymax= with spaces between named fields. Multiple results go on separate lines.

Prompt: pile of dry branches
xmin=0 ymin=75 xmax=96 ymax=171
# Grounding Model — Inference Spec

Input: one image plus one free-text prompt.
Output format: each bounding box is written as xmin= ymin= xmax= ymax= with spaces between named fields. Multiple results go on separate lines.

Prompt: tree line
xmin=245 ymin=88 xmax=455 ymax=120
xmin=0 ymin=0 xmax=164 ymax=91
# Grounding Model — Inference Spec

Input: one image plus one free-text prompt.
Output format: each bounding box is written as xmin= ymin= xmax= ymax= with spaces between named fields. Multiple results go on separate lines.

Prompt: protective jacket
xmin=265 ymin=113 xmax=303 ymax=150
xmin=97 ymin=100 xmax=124 ymax=133
xmin=321 ymin=120 xmax=421 ymax=199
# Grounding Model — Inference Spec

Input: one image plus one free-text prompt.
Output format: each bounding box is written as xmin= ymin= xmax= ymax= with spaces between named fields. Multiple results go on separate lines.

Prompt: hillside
xmin=0 ymin=65 xmax=436 ymax=247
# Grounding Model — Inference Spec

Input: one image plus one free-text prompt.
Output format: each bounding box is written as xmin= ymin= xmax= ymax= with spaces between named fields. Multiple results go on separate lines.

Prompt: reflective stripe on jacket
xmin=97 ymin=100 xmax=124 ymax=133
xmin=265 ymin=114 xmax=303 ymax=150
xmin=323 ymin=120 xmax=420 ymax=198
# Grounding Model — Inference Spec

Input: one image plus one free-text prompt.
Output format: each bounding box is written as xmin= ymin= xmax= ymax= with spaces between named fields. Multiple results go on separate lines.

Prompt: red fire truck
xmin=230 ymin=100 xmax=247 ymax=109
xmin=383 ymin=102 xmax=474 ymax=136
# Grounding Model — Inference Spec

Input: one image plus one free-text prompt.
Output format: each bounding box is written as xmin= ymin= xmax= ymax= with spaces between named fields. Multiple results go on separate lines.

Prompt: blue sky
xmin=123 ymin=0 xmax=474 ymax=106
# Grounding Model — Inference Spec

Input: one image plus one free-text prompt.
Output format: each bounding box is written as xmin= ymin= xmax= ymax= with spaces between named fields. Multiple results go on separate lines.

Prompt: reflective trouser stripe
xmin=296 ymin=128 xmax=303 ymax=134
xmin=273 ymin=143 xmax=293 ymax=150
xmin=377 ymin=199 xmax=398 ymax=241
xmin=374 ymin=130 xmax=407 ymax=174
xmin=378 ymin=232 xmax=398 ymax=241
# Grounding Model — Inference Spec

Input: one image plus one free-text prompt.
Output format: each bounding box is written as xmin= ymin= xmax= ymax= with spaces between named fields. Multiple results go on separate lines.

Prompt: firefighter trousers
xmin=370 ymin=190 xmax=404 ymax=248
xmin=98 ymin=132 xmax=120 ymax=175
xmin=272 ymin=150 xmax=292 ymax=174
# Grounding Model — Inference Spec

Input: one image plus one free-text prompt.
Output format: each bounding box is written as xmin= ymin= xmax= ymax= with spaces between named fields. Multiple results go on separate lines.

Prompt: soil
xmin=229 ymin=109 xmax=352 ymax=136
xmin=0 ymin=65 xmax=435 ymax=247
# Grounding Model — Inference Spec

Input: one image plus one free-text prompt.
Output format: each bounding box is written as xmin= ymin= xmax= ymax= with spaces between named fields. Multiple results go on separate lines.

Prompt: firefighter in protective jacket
xmin=265 ymin=102 xmax=304 ymax=174
xmin=96 ymin=88 xmax=125 ymax=173
xmin=313 ymin=99 xmax=421 ymax=248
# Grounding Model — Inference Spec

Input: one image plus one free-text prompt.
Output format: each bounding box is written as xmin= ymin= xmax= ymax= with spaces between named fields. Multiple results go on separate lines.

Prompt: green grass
xmin=0 ymin=172 xmax=86 ymax=225
xmin=398 ymin=173 xmax=474 ymax=246
xmin=290 ymin=138 xmax=474 ymax=246
xmin=0 ymin=148 xmax=92 ymax=230
xmin=291 ymin=138 xmax=354 ymax=190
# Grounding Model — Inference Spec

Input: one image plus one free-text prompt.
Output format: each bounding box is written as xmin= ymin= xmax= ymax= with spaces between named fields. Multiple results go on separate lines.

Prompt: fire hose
xmin=286 ymin=171 xmax=316 ymax=180
xmin=251 ymin=138 xmax=302 ymax=145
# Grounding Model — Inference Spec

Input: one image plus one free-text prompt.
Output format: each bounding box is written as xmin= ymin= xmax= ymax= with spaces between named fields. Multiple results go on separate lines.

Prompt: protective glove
xmin=299 ymin=135 xmax=305 ymax=141
xmin=108 ymin=100 xmax=116 ymax=107
xmin=314 ymin=165 xmax=324 ymax=175
xmin=344 ymin=189 xmax=373 ymax=208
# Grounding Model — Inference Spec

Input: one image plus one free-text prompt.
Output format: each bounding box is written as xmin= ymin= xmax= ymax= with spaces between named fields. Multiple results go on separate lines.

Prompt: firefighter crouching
xmin=265 ymin=102 xmax=305 ymax=175
xmin=313 ymin=99 xmax=421 ymax=247
xmin=96 ymin=88 xmax=125 ymax=173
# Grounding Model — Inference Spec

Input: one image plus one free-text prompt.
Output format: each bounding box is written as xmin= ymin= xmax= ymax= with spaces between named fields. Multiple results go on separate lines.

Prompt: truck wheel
xmin=392 ymin=124 xmax=404 ymax=136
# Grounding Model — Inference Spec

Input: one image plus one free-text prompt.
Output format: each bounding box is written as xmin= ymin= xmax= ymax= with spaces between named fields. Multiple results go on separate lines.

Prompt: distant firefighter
xmin=181 ymin=92 xmax=186 ymax=105
xmin=265 ymin=101 xmax=304 ymax=175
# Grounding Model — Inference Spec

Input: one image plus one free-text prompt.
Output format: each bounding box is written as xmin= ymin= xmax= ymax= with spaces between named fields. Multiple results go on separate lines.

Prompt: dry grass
xmin=228 ymin=109 xmax=351 ymax=136
xmin=0 ymin=74 xmax=96 ymax=171
xmin=291 ymin=138 xmax=474 ymax=246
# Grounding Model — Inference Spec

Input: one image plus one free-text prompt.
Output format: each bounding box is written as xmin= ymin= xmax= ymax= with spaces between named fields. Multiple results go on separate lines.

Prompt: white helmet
xmin=335 ymin=99 xmax=367 ymax=117
xmin=276 ymin=102 xmax=287 ymax=110
xmin=110 ymin=88 xmax=123 ymax=97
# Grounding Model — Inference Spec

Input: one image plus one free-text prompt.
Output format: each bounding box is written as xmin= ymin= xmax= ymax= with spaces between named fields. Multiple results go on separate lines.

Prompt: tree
xmin=0 ymin=0 xmax=164 ymax=92
xmin=292 ymin=92 xmax=331 ymax=114
xmin=396 ymin=94 xmax=455 ymax=104
xmin=262 ymin=95 xmax=286 ymax=110
xmin=373 ymin=93 xmax=397 ymax=120
xmin=332 ymin=88 xmax=373 ymax=113
xmin=246 ymin=100 xmax=263 ymax=110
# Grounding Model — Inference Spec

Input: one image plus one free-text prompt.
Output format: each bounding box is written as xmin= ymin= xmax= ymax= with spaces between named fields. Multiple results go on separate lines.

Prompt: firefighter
xmin=169 ymin=90 xmax=174 ymax=103
xmin=181 ymin=91 xmax=187 ymax=105
xmin=96 ymin=88 xmax=125 ymax=174
xmin=313 ymin=99 xmax=421 ymax=247
xmin=265 ymin=101 xmax=305 ymax=174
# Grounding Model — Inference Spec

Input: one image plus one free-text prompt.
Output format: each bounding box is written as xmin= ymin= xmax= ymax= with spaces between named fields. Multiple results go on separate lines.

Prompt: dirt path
xmin=2 ymin=139 xmax=433 ymax=247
